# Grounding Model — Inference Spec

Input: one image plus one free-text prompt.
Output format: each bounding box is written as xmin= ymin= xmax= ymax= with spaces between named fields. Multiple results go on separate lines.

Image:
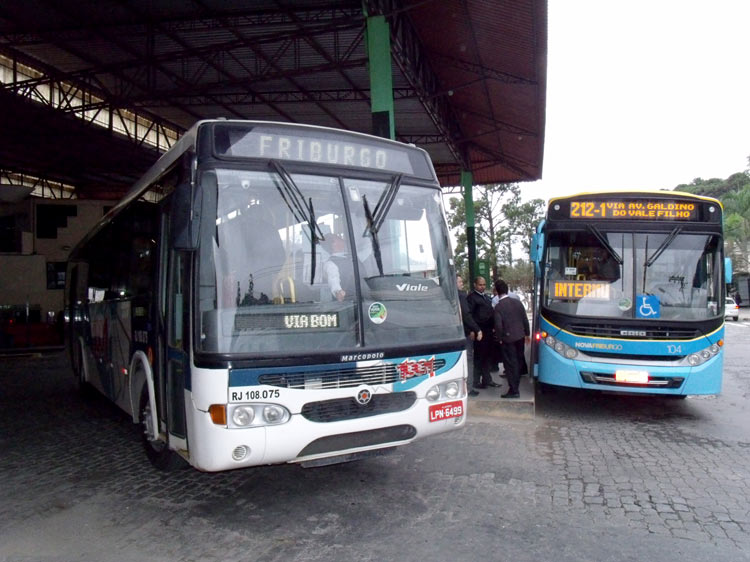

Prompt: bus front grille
xmin=301 ymin=392 xmax=417 ymax=423
xmin=297 ymin=425 xmax=417 ymax=457
xmin=567 ymin=323 xmax=701 ymax=340
xmin=258 ymin=360 xmax=446 ymax=389
xmin=580 ymin=371 xmax=685 ymax=389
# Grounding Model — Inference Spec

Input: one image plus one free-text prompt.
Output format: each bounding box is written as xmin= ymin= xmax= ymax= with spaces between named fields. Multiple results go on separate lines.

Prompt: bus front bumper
xmin=536 ymin=344 xmax=722 ymax=396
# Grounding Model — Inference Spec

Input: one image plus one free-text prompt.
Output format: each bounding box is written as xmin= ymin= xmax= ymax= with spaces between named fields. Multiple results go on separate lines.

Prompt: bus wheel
xmin=535 ymin=381 xmax=553 ymax=396
xmin=75 ymin=346 xmax=94 ymax=398
xmin=139 ymin=387 xmax=185 ymax=471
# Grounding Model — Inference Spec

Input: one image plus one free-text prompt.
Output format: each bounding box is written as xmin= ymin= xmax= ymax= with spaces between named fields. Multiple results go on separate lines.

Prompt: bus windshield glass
xmin=197 ymin=167 xmax=461 ymax=355
xmin=542 ymin=229 xmax=723 ymax=321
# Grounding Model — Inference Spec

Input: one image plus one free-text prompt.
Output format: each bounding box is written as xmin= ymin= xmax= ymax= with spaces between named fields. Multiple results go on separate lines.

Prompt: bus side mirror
xmin=725 ymin=257 xmax=733 ymax=284
xmin=171 ymin=181 xmax=202 ymax=250
xmin=530 ymin=233 xmax=539 ymax=262
xmin=530 ymin=229 xmax=544 ymax=277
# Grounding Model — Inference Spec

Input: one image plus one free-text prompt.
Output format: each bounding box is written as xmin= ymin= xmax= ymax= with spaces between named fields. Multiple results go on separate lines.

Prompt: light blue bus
xmin=529 ymin=191 xmax=728 ymax=397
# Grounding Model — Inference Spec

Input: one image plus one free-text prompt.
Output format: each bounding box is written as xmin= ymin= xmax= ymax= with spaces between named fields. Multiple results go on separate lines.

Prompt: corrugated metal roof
xmin=0 ymin=0 xmax=546 ymax=196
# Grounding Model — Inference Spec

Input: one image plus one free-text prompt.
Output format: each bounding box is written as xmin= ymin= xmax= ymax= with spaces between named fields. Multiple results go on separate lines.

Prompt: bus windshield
xmin=543 ymin=229 xmax=723 ymax=321
xmin=197 ymin=167 xmax=461 ymax=355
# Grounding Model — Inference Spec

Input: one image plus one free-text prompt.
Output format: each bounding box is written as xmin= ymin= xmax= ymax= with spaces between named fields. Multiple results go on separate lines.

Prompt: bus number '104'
xmin=231 ymin=389 xmax=281 ymax=401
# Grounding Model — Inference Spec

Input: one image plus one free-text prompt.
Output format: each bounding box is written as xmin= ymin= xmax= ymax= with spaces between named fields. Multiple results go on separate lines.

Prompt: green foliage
xmin=672 ymin=161 xmax=750 ymax=275
xmin=445 ymin=183 xmax=545 ymax=287
xmin=498 ymin=261 xmax=534 ymax=294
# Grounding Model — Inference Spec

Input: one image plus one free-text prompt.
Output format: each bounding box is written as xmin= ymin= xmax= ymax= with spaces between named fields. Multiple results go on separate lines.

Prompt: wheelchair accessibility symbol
xmin=636 ymin=294 xmax=660 ymax=318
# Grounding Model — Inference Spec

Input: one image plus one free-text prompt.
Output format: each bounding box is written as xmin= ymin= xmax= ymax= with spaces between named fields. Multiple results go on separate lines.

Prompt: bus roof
xmin=547 ymin=189 xmax=723 ymax=209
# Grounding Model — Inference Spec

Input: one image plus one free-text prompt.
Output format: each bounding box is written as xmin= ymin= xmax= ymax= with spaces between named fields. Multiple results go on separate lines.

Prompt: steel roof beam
xmin=0 ymin=48 xmax=181 ymax=150
xmin=187 ymin=0 xmax=353 ymax=129
xmin=365 ymin=0 xmax=468 ymax=170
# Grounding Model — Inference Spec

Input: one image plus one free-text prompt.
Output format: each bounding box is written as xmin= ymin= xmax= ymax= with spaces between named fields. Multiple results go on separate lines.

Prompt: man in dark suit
xmin=493 ymin=279 xmax=530 ymax=398
xmin=466 ymin=276 xmax=498 ymax=390
xmin=457 ymin=275 xmax=481 ymax=396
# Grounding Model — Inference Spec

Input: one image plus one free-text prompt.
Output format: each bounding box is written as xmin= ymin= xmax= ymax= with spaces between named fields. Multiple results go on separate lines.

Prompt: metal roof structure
xmin=0 ymin=0 xmax=547 ymax=199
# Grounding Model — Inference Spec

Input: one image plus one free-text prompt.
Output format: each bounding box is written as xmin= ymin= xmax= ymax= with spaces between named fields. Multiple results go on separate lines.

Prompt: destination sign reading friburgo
xmin=547 ymin=197 xmax=721 ymax=222
xmin=212 ymin=122 xmax=436 ymax=180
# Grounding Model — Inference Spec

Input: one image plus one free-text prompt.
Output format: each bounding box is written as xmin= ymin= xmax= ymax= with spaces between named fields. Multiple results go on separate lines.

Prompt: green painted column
xmin=365 ymin=14 xmax=395 ymax=140
xmin=462 ymin=170 xmax=477 ymax=281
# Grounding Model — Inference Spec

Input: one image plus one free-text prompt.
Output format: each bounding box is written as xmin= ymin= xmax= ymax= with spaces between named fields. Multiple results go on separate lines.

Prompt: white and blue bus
xmin=529 ymin=191 xmax=728 ymax=397
xmin=66 ymin=120 xmax=466 ymax=471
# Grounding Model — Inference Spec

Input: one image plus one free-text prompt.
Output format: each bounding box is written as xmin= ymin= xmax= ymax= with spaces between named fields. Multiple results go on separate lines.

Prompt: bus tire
xmin=75 ymin=344 xmax=95 ymax=399
xmin=535 ymin=380 xmax=553 ymax=396
xmin=139 ymin=387 xmax=186 ymax=471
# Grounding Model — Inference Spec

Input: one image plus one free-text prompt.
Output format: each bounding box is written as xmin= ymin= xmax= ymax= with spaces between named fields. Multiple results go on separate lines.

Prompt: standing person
xmin=493 ymin=278 xmax=530 ymax=398
xmin=457 ymin=275 xmax=481 ymax=397
xmin=466 ymin=276 xmax=499 ymax=390
xmin=490 ymin=283 xmax=502 ymax=374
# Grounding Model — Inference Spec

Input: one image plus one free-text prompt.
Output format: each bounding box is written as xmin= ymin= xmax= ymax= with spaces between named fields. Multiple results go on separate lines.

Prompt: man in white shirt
xmin=323 ymin=234 xmax=351 ymax=301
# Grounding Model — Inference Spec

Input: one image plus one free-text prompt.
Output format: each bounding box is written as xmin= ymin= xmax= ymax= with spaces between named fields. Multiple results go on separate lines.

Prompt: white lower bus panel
xmin=183 ymin=359 xmax=467 ymax=471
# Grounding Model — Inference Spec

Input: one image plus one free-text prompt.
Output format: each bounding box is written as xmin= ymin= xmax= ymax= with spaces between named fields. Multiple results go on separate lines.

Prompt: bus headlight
xmin=225 ymin=403 xmax=291 ymax=428
xmin=426 ymin=386 xmax=441 ymax=401
xmin=231 ymin=405 xmax=255 ymax=427
xmin=544 ymin=335 xmax=578 ymax=360
xmin=686 ymin=342 xmax=722 ymax=366
xmin=263 ymin=405 xmax=289 ymax=424
xmin=445 ymin=381 xmax=460 ymax=398
xmin=426 ymin=380 xmax=464 ymax=401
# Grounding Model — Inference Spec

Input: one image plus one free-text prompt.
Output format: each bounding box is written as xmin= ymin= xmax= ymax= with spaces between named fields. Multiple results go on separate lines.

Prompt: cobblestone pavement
xmin=1 ymin=330 xmax=749 ymax=562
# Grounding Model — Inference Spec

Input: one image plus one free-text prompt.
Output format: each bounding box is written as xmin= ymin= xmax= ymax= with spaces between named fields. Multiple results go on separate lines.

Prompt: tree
xmin=673 ymin=160 xmax=750 ymax=276
xmin=722 ymin=184 xmax=750 ymax=273
xmin=445 ymin=183 xmax=545 ymax=284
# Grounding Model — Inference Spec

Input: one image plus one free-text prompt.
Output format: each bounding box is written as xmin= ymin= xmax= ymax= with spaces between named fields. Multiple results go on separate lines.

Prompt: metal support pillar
xmin=462 ymin=170 xmax=476 ymax=281
xmin=365 ymin=14 xmax=395 ymax=140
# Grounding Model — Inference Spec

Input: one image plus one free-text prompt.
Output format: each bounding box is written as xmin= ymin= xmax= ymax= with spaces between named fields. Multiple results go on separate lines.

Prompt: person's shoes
xmin=501 ymin=391 xmax=520 ymax=399
xmin=487 ymin=381 xmax=501 ymax=388
xmin=468 ymin=390 xmax=479 ymax=397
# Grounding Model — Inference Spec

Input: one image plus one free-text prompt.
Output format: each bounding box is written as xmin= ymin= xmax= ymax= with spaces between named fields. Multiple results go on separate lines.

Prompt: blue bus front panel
xmin=537 ymin=318 xmax=723 ymax=395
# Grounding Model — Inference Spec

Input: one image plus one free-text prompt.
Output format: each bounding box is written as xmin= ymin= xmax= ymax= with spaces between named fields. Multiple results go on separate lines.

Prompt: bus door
xmin=157 ymin=200 xmax=189 ymax=442
xmin=164 ymin=248 xmax=189 ymax=440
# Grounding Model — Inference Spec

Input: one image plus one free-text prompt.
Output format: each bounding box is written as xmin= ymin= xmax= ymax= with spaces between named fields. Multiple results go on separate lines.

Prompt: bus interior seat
xmin=217 ymin=205 xmax=287 ymax=306
xmin=243 ymin=207 xmax=286 ymax=303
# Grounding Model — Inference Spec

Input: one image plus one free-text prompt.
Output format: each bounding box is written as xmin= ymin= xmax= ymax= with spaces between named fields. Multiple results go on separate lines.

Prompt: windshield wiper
xmin=362 ymin=174 xmax=403 ymax=276
xmin=587 ymin=225 xmax=623 ymax=264
xmin=370 ymin=174 xmax=403 ymax=234
xmin=269 ymin=160 xmax=324 ymax=284
xmin=646 ymin=226 xmax=682 ymax=267
xmin=362 ymin=194 xmax=383 ymax=276
xmin=641 ymin=227 xmax=682 ymax=293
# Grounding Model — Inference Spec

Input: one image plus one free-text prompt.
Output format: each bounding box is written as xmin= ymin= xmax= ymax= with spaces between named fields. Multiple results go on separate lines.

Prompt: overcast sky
xmin=521 ymin=0 xmax=750 ymax=203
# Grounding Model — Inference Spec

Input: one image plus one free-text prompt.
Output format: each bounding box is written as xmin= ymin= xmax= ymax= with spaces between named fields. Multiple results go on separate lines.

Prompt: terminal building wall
xmin=0 ymin=198 xmax=108 ymax=347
